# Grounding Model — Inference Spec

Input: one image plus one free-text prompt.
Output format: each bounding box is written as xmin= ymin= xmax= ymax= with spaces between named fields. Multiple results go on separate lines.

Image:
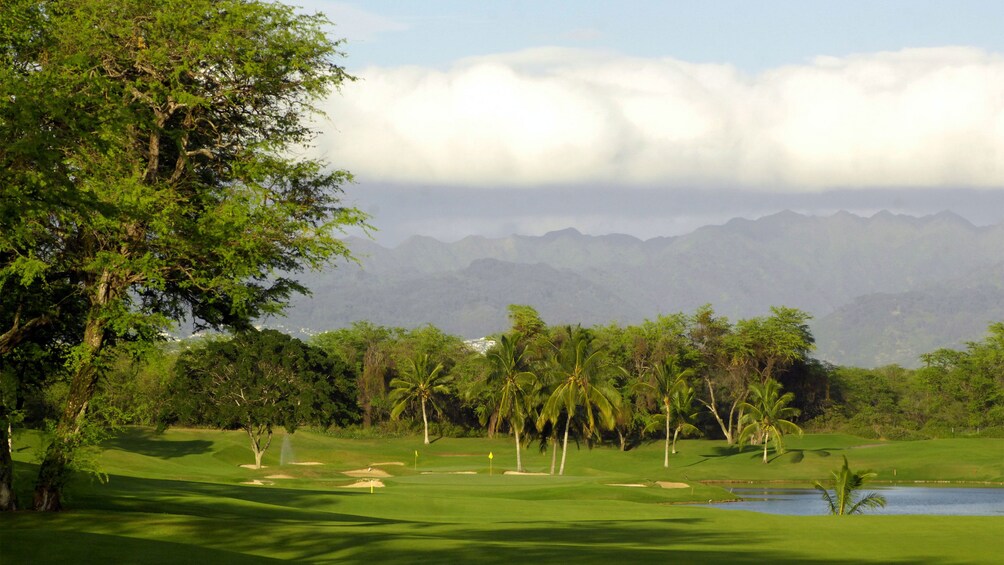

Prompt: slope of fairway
xmin=2 ymin=428 xmax=1002 ymax=563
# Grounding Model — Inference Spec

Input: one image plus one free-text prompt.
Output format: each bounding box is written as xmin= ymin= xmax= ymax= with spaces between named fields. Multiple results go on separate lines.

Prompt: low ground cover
xmin=2 ymin=429 xmax=1001 ymax=563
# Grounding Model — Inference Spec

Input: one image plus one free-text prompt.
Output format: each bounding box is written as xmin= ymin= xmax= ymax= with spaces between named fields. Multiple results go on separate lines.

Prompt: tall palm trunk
xmin=514 ymin=426 xmax=522 ymax=472
xmin=762 ymin=430 xmax=769 ymax=463
xmin=558 ymin=415 xmax=570 ymax=476
xmin=421 ymin=397 xmax=430 ymax=445
xmin=549 ymin=436 xmax=557 ymax=475
xmin=664 ymin=400 xmax=671 ymax=468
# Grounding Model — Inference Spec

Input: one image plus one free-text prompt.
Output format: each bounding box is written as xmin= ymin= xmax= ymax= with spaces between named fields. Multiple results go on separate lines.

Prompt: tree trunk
xmin=362 ymin=399 xmax=372 ymax=428
xmin=34 ymin=346 xmax=102 ymax=510
xmin=664 ymin=402 xmax=671 ymax=468
xmin=487 ymin=411 xmax=498 ymax=439
xmin=701 ymin=379 xmax=735 ymax=445
xmin=672 ymin=426 xmax=681 ymax=455
xmin=421 ymin=397 xmax=430 ymax=445
xmin=514 ymin=426 xmax=522 ymax=472
xmin=34 ymin=277 xmax=113 ymax=511
xmin=248 ymin=426 xmax=273 ymax=470
xmin=549 ymin=435 xmax=557 ymax=475
xmin=762 ymin=430 xmax=769 ymax=463
xmin=617 ymin=429 xmax=626 ymax=452
xmin=558 ymin=416 xmax=570 ymax=476
xmin=0 ymin=415 xmax=15 ymax=511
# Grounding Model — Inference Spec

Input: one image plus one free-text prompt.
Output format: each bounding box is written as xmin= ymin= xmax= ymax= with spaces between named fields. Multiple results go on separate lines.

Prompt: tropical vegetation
xmin=814 ymin=455 xmax=888 ymax=515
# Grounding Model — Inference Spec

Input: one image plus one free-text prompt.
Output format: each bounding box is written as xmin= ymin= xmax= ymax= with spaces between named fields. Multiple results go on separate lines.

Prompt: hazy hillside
xmin=275 ymin=211 xmax=1004 ymax=368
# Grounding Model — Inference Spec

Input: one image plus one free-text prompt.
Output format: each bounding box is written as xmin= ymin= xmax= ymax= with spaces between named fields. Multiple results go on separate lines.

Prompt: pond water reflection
xmin=706 ymin=486 xmax=1004 ymax=516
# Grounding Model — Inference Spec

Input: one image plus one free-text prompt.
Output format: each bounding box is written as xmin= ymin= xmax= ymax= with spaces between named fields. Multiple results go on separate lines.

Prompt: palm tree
xmin=738 ymin=378 xmax=802 ymax=463
xmin=483 ymin=334 xmax=539 ymax=472
xmin=668 ymin=383 xmax=702 ymax=455
xmin=814 ymin=456 xmax=887 ymax=515
xmin=389 ymin=353 xmax=452 ymax=445
xmin=537 ymin=327 xmax=619 ymax=475
xmin=640 ymin=356 xmax=695 ymax=468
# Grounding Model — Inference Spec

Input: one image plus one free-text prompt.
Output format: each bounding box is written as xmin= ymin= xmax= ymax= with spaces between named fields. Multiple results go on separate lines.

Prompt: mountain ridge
xmin=281 ymin=210 xmax=1004 ymax=368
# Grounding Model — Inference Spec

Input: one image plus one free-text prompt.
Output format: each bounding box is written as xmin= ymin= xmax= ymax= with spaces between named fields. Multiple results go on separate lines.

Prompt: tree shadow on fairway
xmin=66 ymin=472 xmax=407 ymax=524
xmin=2 ymin=529 xmax=284 ymax=565
xmin=102 ymin=428 xmax=213 ymax=459
xmin=705 ymin=445 xmax=744 ymax=458
xmin=309 ymin=518 xmax=901 ymax=565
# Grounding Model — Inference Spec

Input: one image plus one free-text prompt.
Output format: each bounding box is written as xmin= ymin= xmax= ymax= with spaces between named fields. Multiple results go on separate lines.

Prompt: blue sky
xmin=293 ymin=1 xmax=1004 ymax=244
xmin=314 ymin=1 xmax=1004 ymax=71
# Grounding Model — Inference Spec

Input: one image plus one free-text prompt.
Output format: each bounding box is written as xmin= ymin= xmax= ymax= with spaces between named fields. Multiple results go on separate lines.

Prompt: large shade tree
xmin=169 ymin=329 xmax=358 ymax=469
xmin=1 ymin=0 xmax=367 ymax=510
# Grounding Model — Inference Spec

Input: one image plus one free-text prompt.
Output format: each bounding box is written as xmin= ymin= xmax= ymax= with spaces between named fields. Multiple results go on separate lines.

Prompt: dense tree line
xmin=7 ymin=302 xmax=1002 ymax=500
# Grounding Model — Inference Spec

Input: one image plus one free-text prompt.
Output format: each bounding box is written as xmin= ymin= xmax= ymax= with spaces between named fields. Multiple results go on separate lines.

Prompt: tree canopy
xmin=1 ymin=0 xmax=366 ymax=510
xmin=169 ymin=329 xmax=358 ymax=468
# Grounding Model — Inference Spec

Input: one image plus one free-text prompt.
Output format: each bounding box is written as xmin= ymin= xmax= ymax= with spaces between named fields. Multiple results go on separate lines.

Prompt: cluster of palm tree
xmin=388 ymin=322 xmax=807 ymax=473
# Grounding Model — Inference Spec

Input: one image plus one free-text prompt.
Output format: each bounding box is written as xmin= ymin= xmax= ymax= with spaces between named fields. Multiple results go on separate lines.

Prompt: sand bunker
xmin=342 ymin=467 xmax=391 ymax=478
xmin=239 ymin=464 xmax=267 ymax=469
xmin=265 ymin=474 xmax=294 ymax=479
xmin=656 ymin=481 xmax=689 ymax=489
xmin=342 ymin=479 xmax=385 ymax=488
xmin=504 ymin=471 xmax=549 ymax=476
xmin=370 ymin=461 xmax=405 ymax=466
xmin=290 ymin=461 xmax=324 ymax=466
xmin=241 ymin=480 xmax=274 ymax=486
xmin=608 ymin=483 xmax=647 ymax=487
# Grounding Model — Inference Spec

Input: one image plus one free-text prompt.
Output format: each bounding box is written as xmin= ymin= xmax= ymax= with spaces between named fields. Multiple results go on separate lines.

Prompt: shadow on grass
xmin=102 ymin=428 xmax=213 ymax=459
xmin=0 ymin=465 xmax=959 ymax=565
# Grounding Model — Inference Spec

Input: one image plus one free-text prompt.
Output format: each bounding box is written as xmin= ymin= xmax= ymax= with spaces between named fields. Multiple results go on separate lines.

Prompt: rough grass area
xmin=2 ymin=429 xmax=1002 ymax=563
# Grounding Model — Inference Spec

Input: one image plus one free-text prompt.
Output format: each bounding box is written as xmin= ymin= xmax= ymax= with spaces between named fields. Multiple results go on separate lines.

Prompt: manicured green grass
xmin=2 ymin=429 xmax=1002 ymax=563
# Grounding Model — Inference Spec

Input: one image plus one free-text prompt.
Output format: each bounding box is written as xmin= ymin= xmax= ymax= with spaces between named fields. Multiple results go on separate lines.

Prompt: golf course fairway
xmin=2 ymin=429 xmax=1001 ymax=563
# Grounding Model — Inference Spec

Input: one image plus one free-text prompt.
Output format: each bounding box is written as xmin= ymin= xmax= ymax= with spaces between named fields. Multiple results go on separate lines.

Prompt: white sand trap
xmin=241 ymin=480 xmax=274 ymax=486
xmin=265 ymin=474 xmax=294 ymax=479
xmin=343 ymin=468 xmax=391 ymax=478
xmin=420 ymin=471 xmax=477 ymax=475
xmin=290 ymin=461 xmax=324 ymax=466
xmin=608 ymin=483 xmax=647 ymax=487
xmin=656 ymin=481 xmax=689 ymax=489
xmin=504 ymin=471 xmax=549 ymax=476
xmin=343 ymin=479 xmax=385 ymax=488
xmin=239 ymin=464 xmax=267 ymax=469
xmin=370 ymin=461 xmax=405 ymax=466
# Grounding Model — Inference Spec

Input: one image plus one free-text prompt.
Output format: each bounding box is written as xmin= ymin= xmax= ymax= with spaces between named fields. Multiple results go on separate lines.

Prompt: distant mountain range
xmin=274 ymin=210 xmax=1004 ymax=368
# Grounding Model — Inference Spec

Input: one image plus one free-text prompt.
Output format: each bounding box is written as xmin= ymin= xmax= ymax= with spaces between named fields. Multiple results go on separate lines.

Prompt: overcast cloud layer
xmin=317 ymin=46 xmax=1004 ymax=190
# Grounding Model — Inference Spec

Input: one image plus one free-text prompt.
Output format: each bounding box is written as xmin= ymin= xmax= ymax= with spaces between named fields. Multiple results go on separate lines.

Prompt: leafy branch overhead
xmin=1 ymin=0 xmax=367 ymax=510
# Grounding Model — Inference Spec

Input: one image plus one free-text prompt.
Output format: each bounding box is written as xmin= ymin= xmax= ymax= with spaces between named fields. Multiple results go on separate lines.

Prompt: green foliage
xmin=814 ymin=456 xmax=887 ymax=515
xmin=167 ymin=329 xmax=357 ymax=467
xmin=2 ymin=0 xmax=369 ymax=508
xmin=388 ymin=353 xmax=453 ymax=444
xmin=738 ymin=379 xmax=803 ymax=463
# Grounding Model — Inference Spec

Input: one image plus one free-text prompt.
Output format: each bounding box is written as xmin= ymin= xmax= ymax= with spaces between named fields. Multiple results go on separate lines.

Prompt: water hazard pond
xmin=705 ymin=486 xmax=1004 ymax=516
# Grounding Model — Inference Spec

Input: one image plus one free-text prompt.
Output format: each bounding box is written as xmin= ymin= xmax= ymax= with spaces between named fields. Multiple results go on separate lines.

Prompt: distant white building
xmin=464 ymin=337 xmax=497 ymax=355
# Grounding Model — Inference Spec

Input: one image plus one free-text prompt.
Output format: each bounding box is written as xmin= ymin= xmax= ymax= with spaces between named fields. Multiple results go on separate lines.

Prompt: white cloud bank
xmin=317 ymin=47 xmax=1004 ymax=189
